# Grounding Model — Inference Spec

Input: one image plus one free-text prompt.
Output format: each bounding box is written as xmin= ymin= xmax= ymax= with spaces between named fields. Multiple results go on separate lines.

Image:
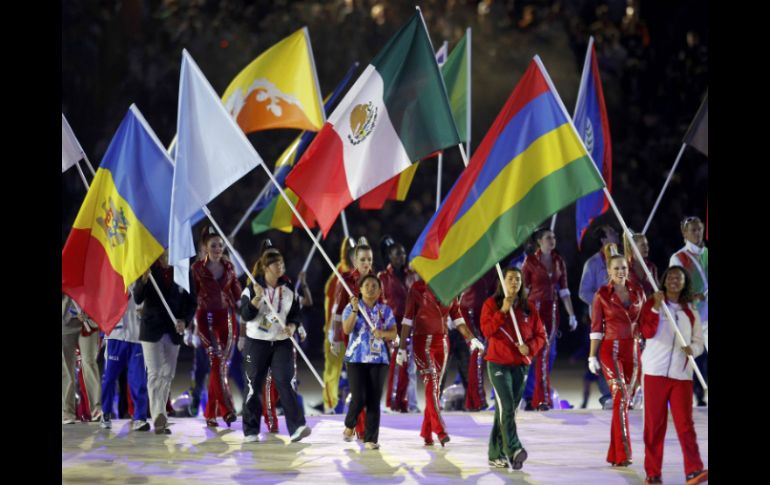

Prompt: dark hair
xmin=200 ymin=225 xmax=222 ymax=246
xmin=251 ymin=239 xmax=283 ymax=277
xmin=592 ymin=224 xmax=617 ymax=243
xmin=659 ymin=265 xmax=693 ymax=304
xmin=531 ymin=227 xmax=553 ymax=249
xmin=494 ymin=267 xmax=530 ymax=315
xmin=358 ymin=273 xmax=381 ymax=290
xmin=380 ymin=234 xmax=396 ymax=263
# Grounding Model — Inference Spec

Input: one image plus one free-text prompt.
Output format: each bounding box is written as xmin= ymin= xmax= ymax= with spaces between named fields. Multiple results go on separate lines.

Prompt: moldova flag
xmin=573 ymin=37 xmax=612 ymax=248
xmin=62 ymin=105 xmax=174 ymax=333
xmin=410 ymin=57 xmax=605 ymax=304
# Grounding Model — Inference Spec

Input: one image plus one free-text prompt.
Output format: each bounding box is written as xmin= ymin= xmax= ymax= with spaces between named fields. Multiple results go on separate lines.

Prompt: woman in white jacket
xmin=639 ymin=265 xmax=707 ymax=485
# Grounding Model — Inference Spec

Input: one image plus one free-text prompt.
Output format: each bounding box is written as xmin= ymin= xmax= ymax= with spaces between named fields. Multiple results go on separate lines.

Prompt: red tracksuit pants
xmin=413 ymin=334 xmax=449 ymax=441
xmin=196 ymin=308 xmax=237 ymax=420
xmin=386 ymin=341 xmax=409 ymax=412
xmin=465 ymin=347 xmax=487 ymax=410
xmin=599 ymin=338 xmax=639 ymax=465
xmin=643 ymin=374 xmax=704 ymax=477
xmin=532 ymin=300 xmax=557 ymax=408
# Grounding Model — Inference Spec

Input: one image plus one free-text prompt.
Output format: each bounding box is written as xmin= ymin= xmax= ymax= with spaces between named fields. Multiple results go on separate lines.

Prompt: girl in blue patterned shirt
xmin=341 ymin=274 xmax=398 ymax=449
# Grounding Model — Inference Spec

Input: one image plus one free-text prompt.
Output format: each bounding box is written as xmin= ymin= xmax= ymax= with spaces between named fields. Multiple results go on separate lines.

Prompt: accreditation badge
xmin=369 ymin=337 xmax=383 ymax=356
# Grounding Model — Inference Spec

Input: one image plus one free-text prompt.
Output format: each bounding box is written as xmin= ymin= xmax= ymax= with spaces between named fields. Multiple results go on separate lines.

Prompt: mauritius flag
xmin=410 ymin=57 xmax=605 ymax=304
xmin=573 ymin=37 xmax=612 ymax=248
xmin=285 ymin=11 xmax=461 ymax=236
xmin=62 ymin=105 xmax=174 ymax=332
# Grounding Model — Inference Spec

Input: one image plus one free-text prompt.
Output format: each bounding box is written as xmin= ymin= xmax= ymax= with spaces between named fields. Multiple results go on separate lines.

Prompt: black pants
xmin=441 ymin=329 xmax=469 ymax=394
xmin=345 ymin=363 xmax=388 ymax=443
xmin=242 ymin=338 xmax=305 ymax=436
xmin=692 ymin=351 xmax=708 ymax=404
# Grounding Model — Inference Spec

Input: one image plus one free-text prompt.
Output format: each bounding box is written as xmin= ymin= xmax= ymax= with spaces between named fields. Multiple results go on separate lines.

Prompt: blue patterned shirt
xmin=343 ymin=301 xmax=396 ymax=365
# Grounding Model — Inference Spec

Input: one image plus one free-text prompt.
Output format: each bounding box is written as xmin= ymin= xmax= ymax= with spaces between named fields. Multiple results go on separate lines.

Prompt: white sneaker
xmin=488 ymin=459 xmax=507 ymax=468
xmin=100 ymin=416 xmax=112 ymax=429
xmin=62 ymin=418 xmax=76 ymax=425
xmin=364 ymin=442 xmax=380 ymax=450
xmin=323 ymin=407 xmax=336 ymax=415
xmin=243 ymin=434 xmax=259 ymax=443
xmin=290 ymin=425 xmax=311 ymax=442
xmin=132 ymin=420 xmax=150 ymax=432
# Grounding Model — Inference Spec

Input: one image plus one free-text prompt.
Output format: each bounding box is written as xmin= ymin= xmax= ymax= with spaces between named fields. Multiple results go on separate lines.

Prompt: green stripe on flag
xmin=441 ymin=33 xmax=468 ymax=143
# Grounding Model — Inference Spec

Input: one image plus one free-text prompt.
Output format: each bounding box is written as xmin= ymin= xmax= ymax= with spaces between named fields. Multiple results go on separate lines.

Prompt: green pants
xmin=487 ymin=362 xmax=528 ymax=461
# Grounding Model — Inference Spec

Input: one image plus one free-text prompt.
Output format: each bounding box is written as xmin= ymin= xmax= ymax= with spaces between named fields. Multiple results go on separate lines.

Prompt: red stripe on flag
xmin=285 ymin=123 xmax=352 ymax=237
xmin=62 ymin=228 xmax=129 ymax=334
xmin=420 ymin=62 xmax=550 ymax=259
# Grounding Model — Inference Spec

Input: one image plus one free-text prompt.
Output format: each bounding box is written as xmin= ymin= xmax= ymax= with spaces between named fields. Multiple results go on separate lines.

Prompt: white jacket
xmin=641 ymin=302 xmax=704 ymax=381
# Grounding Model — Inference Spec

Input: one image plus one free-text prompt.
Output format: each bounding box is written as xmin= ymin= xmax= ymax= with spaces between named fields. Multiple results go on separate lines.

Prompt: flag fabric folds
xmin=358 ymin=30 xmax=471 ymax=210
xmin=409 ymin=57 xmax=605 ymax=304
xmin=573 ymin=36 xmax=613 ymax=248
xmin=221 ymin=27 xmax=325 ymax=133
xmin=683 ymin=92 xmax=708 ymax=157
xmin=62 ymin=105 xmax=174 ymax=332
xmin=62 ymin=113 xmax=85 ymax=173
xmin=169 ymin=49 xmax=263 ymax=290
xmin=285 ymin=12 xmax=461 ymax=236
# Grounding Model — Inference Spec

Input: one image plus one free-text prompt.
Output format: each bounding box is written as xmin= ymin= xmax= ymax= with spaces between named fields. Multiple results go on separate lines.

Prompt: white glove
xmin=298 ymin=326 xmax=307 ymax=342
xmin=392 ymin=334 xmax=400 ymax=348
xmin=588 ymin=356 xmax=601 ymax=375
xmin=192 ymin=332 xmax=201 ymax=349
xmin=568 ymin=315 xmax=578 ymax=332
xmin=237 ymin=336 xmax=246 ymax=352
xmin=183 ymin=327 xmax=194 ymax=347
xmin=396 ymin=349 xmax=408 ymax=366
xmin=469 ymin=337 xmax=485 ymax=353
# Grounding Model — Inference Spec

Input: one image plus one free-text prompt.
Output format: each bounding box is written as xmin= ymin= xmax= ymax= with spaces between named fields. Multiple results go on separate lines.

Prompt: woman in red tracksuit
xmin=397 ymin=278 xmax=484 ymax=446
xmin=588 ymin=245 xmax=645 ymax=466
xmin=522 ymin=228 xmax=578 ymax=411
xmin=191 ymin=225 xmax=242 ymax=427
xmin=639 ymin=266 xmax=707 ymax=485
xmin=481 ymin=266 xmax=545 ymax=469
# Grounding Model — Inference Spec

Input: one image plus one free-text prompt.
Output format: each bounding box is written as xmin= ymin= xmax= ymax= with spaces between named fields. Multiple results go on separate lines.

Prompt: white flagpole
xmin=73 ymin=161 xmax=90 ymax=189
xmin=200 ymin=205 xmax=325 ymax=389
xmin=81 ymin=154 xmax=97 ymax=177
xmin=436 ymin=153 xmax=443 ymax=212
xmin=642 ymin=143 xmax=687 ymax=235
xmin=533 ymin=55 xmax=706 ymax=390
xmin=254 ymin=163 xmax=378 ymax=333
xmin=340 ymin=209 xmax=351 ymax=240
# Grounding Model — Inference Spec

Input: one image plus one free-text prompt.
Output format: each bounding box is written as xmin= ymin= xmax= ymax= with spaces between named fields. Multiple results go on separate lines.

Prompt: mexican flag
xmin=285 ymin=11 xmax=461 ymax=236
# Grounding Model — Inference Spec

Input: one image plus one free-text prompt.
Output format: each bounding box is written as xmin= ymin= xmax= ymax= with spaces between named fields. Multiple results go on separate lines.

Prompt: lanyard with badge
xmin=364 ymin=304 xmax=384 ymax=357
xmin=258 ymin=285 xmax=282 ymax=332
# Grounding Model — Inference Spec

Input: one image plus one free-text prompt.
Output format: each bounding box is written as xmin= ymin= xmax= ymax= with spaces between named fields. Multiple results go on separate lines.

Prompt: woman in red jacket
xmin=191 ymin=225 xmax=242 ymax=427
xmin=481 ymin=267 xmax=545 ymax=469
xmin=588 ymin=245 xmax=646 ymax=466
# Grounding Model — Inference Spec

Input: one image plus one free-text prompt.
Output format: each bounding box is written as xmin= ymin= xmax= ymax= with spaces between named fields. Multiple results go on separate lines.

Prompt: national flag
xmin=683 ymin=92 xmax=708 ymax=157
xmin=169 ymin=50 xmax=263 ymax=290
xmin=573 ymin=37 xmax=612 ymax=248
xmin=409 ymin=57 xmax=605 ymax=303
xmin=62 ymin=113 xmax=85 ymax=173
xmin=285 ymin=11 xmax=461 ymax=236
xmin=221 ymin=27 xmax=325 ymax=133
xmin=62 ymin=105 xmax=174 ymax=332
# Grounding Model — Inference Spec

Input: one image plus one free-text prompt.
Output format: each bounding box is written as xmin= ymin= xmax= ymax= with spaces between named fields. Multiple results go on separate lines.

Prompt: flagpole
xmin=642 ymin=143 xmax=687 ymax=235
xmin=200 ymin=205 xmax=326 ymax=389
xmin=533 ymin=55 xmax=706 ymax=390
xmin=340 ymin=209 xmax=351 ymax=240
xmin=549 ymin=213 xmax=557 ymax=232
xmin=457 ymin=143 xmax=530 ymax=363
xmin=228 ymin=182 xmax=272 ymax=240
xmin=255 ymin=163 xmax=379 ymax=333
xmin=81 ymin=154 xmax=97 ymax=177
xmin=466 ymin=27 xmax=472 ymax=158
xmin=74 ymin=161 xmax=90 ymax=189
xmin=436 ymin=153 xmax=443 ymax=212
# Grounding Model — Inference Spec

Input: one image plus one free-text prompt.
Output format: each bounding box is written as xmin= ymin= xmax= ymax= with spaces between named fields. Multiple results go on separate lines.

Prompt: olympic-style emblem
xmin=583 ymin=118 xmax=595 ymax=153
xmin=96 ymin=197 xmax=129 ymax=248
xmin=347 ymin=102 xmax=378 ymax=145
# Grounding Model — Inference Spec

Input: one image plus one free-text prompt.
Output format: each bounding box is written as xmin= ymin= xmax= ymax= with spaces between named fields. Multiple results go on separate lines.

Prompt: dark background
xmin=62 ymin=0 xmax=708 ymax=360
